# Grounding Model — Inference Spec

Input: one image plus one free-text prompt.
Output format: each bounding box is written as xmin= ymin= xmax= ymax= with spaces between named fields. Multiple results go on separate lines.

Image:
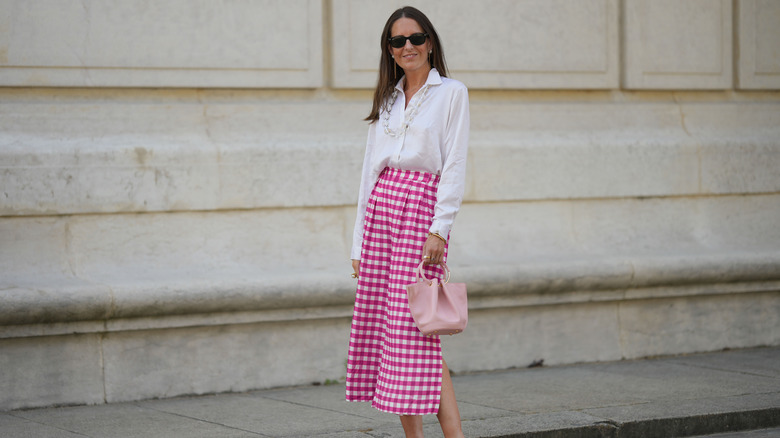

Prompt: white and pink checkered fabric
xmin=346 ymin=167 xmax=448 ymax=416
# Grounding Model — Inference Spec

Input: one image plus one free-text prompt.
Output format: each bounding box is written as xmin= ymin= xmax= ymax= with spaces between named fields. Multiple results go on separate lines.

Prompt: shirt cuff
xmin=429 ymin=221 xmax=451 ymax=241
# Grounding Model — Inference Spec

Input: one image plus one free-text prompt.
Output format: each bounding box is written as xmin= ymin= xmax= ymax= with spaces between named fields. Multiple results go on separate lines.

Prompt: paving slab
xmin=452 ymin=365 xmax=656 ymax=413
xmin=460 ymin=411 xmax=613 ymax=438
xmin=143 ymin=392 xmax=378 ymax=436
xmin=9 ymin=404 xmax=261 ymax=438
xmin=696 ymin=428 xmax=780 ymax=438
xmin=0 ymin=413 xmax=86 ymax=438
xmin=668 ymin=348 xmax=780 ymax=379
xmin=256 ymin=384 xmax=394 ymax=423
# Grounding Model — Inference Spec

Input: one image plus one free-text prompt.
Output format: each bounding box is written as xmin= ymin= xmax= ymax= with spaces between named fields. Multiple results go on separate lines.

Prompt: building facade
xmin=1 ymin=0 xmax=779 ymax=410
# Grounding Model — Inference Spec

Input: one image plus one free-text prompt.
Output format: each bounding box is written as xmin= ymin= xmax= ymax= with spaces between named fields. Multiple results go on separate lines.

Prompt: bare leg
xmin=437 ymin=359 xmax=465 ymax=438
xmin=399 ymin=359 xmax=463 ymax=438
xmin=400 ymin=415 xmax=423 ymax=438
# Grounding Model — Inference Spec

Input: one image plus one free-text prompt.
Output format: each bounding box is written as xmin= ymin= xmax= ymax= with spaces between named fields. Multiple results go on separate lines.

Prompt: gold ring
xmin=423 ymin=255 xmax=431 ymax=259
xmin=351 ymin=273 xmax=358 ymax=279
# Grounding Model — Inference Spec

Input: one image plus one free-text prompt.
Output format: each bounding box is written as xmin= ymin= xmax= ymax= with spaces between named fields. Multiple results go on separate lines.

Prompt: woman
xmin=346 ymin=6 xmax=469 ymax=438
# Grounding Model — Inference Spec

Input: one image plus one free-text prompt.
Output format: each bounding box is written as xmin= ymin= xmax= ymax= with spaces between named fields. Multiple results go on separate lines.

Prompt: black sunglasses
xmin=388 ymin=33 xmax=428 ymax=49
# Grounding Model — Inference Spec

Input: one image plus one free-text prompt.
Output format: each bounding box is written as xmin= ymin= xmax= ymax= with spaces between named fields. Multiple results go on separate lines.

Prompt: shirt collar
xmin=395 ymin=68 xmax=443 ymax=92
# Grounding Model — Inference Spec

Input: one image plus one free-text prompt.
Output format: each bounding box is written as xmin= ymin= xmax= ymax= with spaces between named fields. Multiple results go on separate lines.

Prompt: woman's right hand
xmin=351 ymin=259 xmax=360 ymax=279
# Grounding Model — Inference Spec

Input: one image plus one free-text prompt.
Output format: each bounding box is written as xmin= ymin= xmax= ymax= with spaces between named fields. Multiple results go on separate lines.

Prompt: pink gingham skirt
xmin=346 ymin=167 xmax=448 ymax=415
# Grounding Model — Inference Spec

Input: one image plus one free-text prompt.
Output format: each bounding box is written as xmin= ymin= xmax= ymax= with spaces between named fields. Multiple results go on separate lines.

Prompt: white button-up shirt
xmin=351 ymin=68 xmax=470 ymax=260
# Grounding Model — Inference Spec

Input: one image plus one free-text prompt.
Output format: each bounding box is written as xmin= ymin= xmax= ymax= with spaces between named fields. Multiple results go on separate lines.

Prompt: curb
xmin=475 ymin=407 xmax=780 ymax=438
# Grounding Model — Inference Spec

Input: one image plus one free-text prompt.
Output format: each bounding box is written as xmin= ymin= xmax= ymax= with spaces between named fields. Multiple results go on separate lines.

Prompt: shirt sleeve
xmin=430 ymin=83 xmax=470 ymax=239
xmin=351 ymin=124 xmax=378 ymax=260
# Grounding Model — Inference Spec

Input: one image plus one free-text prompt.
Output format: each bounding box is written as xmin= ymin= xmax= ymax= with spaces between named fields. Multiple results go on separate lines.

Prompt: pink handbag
xmin=406 ymin=262 xmax=468 ymax=336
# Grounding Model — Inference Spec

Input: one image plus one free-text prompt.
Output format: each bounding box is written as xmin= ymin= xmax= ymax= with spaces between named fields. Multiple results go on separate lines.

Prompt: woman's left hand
xmin=422 ymin=235 xmax=445 ymax=265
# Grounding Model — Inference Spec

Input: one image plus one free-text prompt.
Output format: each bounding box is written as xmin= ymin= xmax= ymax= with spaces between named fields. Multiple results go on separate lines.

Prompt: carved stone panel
xmin=738 ymin=0 xmax=780 ymax=89
xmin=332 ymin=0 xmax=619 ymax=89
xmin=624 ymin=0 xmax=733 ymax=90
xmin=0 ymin=0 xmax=323 ymax=88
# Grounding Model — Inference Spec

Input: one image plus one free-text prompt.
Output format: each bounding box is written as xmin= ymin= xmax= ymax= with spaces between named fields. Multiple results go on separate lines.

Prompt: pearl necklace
xmin=382 ymin=84 xmax=430 ymax=138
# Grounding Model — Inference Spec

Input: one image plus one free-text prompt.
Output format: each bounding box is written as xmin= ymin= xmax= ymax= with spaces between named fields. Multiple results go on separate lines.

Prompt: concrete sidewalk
xmin=2 ymin=347 xmax=778 ymax=438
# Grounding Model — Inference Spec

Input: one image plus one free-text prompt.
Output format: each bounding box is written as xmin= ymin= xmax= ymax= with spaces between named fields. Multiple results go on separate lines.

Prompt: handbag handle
xmin=416 ymin=261 xmax=452 ymax=285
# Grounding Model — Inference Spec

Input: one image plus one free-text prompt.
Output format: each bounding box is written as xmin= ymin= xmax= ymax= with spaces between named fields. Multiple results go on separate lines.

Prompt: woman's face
xmin=389 ymin=17 xmax=432 ymax=77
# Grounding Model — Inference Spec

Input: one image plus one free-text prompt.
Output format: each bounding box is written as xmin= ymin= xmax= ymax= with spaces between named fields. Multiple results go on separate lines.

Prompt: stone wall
xmin=1 ymin=0 xmax=779 ymax=410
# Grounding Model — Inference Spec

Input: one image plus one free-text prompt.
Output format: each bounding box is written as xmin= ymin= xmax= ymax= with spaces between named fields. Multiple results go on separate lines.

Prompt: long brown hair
xmin=365 ymin=6 xmax=449 ymax=122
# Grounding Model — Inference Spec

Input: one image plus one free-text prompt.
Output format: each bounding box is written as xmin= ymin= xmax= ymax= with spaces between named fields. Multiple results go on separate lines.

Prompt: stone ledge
xmin=2 ymin=251 xmax=778 ymax=334
xmin=2 ymin=99 xmax=779 ymax=215
xmin=3 ymin=135 xmax=778 ymax=215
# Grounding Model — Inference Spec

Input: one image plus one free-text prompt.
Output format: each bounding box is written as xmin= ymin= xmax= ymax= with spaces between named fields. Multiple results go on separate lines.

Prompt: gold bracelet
xmin=428 ymin=232 xmax=447 ymax=244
